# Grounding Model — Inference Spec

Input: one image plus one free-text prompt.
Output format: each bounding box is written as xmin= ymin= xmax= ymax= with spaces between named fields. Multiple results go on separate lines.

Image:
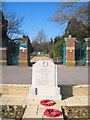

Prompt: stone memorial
xmin=28 ymin=60 xmax=61 ymax=100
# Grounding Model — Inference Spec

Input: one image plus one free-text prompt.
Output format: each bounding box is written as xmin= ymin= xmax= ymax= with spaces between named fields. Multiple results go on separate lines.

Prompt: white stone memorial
xmin=28 ymin=60 xmax=61 ymax=100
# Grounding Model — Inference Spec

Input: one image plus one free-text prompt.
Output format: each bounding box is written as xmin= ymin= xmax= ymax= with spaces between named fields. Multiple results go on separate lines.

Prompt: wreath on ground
xmin=40 ymin=99 xmax=56 ymax=106
xmin=44 ymin=108 xmax=62 ymax=118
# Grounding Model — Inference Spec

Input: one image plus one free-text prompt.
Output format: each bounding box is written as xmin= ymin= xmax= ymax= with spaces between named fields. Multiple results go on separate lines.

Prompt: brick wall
xmin=66 ymin=41 xmax=75 ymax=47
xmin=66 ymin=50 xmax=75 ymax=61
xmin=19 ymin=49 xmax=27 ymax=61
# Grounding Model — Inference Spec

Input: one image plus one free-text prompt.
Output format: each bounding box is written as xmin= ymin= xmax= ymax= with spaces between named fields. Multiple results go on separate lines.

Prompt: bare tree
xmin=2 ymin=2 xmax=24 ymax=39
xmin=32 ymin=39 xmax=40 ymax=52
xmin=6 ymin=13 xmax=24 ymax=39
xmin=36 ymin=29 xmax=48 ymax=52
xmin=50 ymin=2 xmax=89 ymax=26
xmin=36 ymin=29 xmax=47 ymax=44
xmin=32 ymin=30 xmax=49 ymax=53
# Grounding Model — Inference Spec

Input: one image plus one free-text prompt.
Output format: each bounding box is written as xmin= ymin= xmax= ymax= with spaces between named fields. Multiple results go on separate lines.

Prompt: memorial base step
xmin=27 ymin=94 xmax=62 ymax=100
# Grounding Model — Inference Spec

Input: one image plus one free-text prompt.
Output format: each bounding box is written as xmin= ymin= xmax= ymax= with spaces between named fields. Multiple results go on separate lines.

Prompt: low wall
xmin=0 ymin=84 xmax=89 ymax=97
xmin=60 ymin=85 xmax=89 ymax=97
xmin=0 ymin=84 xmax=30 ymax=95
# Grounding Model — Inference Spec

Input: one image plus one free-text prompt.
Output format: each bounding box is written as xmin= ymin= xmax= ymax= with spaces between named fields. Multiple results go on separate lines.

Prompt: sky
xmin=3 ymin=2 xmax=68 ymax=42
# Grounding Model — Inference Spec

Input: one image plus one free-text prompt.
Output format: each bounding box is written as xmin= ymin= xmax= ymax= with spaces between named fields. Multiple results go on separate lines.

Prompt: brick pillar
xmin=0 ymin=47 xmax=7 ymax=65
xmin=85 ymin=38 xmax=90 ymax=66
xmin=65 ymin=38 xmax=76 ymax=66
xmin=19 ymin=37 xmax=28 ymax=65
xmin=2 ymin=48 xmax=6 ymax=60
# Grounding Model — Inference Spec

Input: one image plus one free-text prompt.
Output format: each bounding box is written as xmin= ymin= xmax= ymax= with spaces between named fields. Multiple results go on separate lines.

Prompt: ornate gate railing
xmin=75 ymin=41 xmax=87 ymax=66
xmin=28 ymin=38 xmax=30 ymax=66
xmin=63 ymin=42 xmax=66 ymax=65
xmin=7 ymin=40 xmax=19 ymax=65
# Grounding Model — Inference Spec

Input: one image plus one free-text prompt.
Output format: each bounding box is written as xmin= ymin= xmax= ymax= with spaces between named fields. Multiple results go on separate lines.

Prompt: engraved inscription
xmin=33 ymin=60 xmax=56 ymax=87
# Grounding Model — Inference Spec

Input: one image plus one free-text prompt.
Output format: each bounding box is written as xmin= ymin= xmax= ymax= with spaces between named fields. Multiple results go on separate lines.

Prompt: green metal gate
xmin=63 ymin=42 xmax=66 ymax=65
xmin=7 ymin=40 xmax=19 ymax=65
xmin=28 ymin=38 xmax=31 ymax=66
xmin=75 ymin=42 xmax=87 ymax=66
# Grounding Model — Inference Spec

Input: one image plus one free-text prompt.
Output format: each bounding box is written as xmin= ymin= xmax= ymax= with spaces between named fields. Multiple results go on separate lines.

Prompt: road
xmin=1 ymin=65 xmax=88 ymax=85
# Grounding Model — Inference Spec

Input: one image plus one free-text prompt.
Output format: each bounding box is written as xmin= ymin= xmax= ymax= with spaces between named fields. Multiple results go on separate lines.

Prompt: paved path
xmin=31 ymin=56 xmax=53 ymax=62
xmin=2 ymin=65 xmax=88 ymax=85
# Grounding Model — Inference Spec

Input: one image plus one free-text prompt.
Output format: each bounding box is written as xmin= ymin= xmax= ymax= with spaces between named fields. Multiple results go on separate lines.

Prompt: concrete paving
xmin=2 ymin=65 xmax=88 ymax=85
xmin=0 ymin=95 xmax=89 ymax=119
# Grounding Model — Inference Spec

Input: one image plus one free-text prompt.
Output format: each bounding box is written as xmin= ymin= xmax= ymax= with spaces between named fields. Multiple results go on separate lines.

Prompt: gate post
xmin=65 ymin=37 xmax=76 ymax=66
xmin=19 ymin=36 xmax=28 ymax=65
xmin=85 ymin=38 xmax=90 ymax=66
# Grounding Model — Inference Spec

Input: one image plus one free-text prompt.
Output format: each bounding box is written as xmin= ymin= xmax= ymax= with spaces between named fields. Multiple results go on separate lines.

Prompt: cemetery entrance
xmin=75 ymin=42 xmax=87 ymax=66
xmin=7 ymin=37 xmax=31 ymax=66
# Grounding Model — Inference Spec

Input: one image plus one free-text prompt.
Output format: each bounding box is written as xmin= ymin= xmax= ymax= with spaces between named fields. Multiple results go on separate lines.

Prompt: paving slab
xmin=0 ymin=95 xmax=9 ymax=105
xmin=79 ymin=96 xmax=88 ymax=106
xmin=55 ymin=100 xmax=66 ymax=106
xmin=7 ymin=95 xmax=26 ymax=105
xmin=64 ymin=96 xmax=82 ymax=106
xmin=80 ymin=99 xmax=88 ymax=106
xmin=23 ymin=98 xmax=40 ymax=106
xmin=36 ymin=105 xmax=47 ymax=118
xmin=23 ymin=114 xmax=43 ymax=119
xmin=0 ymin=95 xmax=26 ymax=105
xmin=65 ymin=96 xmax=89 ymax=106
xmin=23 ymin=105 xmax=38 ymax=118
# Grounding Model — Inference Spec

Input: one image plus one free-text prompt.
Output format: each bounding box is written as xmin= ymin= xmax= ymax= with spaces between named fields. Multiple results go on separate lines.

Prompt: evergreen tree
xmin=65 ymin=18 xmax=88 ymax=42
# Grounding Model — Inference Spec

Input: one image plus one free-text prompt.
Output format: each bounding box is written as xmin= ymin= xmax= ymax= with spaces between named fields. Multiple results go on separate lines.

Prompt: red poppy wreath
xmin=44 ymin=108 xmax=62 ymax=118
xmin=40 ymin=99 xmax=56 ymax=106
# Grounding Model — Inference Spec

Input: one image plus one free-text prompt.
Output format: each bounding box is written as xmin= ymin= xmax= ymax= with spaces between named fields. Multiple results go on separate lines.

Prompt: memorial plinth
xmin=28 ymin=60 xmax=61 ymax=100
